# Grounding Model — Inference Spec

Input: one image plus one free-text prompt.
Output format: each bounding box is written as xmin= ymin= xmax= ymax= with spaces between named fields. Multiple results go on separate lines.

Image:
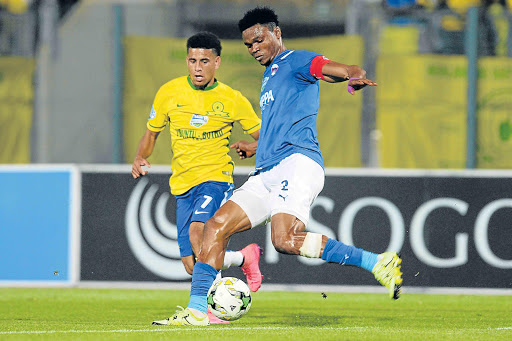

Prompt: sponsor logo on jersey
xmin=148 ymin=106 xmax=156 ymax=120
xmin=177 ymin=128 xmax=224 ymax=140
xmin=271 ymin=64 xmax=279 ymax=76
xmin=260 ymin=90 xmax=275 ymax=109
xmin=202 ymin=129 xmax=224 ymax=139
xmin=190 ymin=114 xmax=208 ymax=128
xmin=177 ymin=129 xmax=199 ymax=139
xmin=261 ymin=76 xmax=269 ymax=92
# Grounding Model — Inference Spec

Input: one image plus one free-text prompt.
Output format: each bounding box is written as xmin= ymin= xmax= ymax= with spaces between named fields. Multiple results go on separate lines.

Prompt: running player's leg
xmin=177 ymin=181 xmax=246 ymax=271
xmin=190 ymin=221 xmax=262 ymax=293
xmin=185 ymin=175 xmax=270 ymax=320
xmin=176 ymin=186 xmax=211 ymax=275
xmin=154 ymin=180 xmax=265 ymax=326
xmin=190 ymin=181 xmax=262 ymax=289
xmin=271 ymin=214 xmax=402 ymax=299
xmin=175 ymin=191 xmax=195 ymax=274
xmin=183 ymin=200 xmax=254 ymax=322
xmin=267 ymin=154 xmax=402 ymax=299
xmin=271 ymin=212 xmax=382 ymax=270
xmin=179 ymin=218 xmax=228 ymax=325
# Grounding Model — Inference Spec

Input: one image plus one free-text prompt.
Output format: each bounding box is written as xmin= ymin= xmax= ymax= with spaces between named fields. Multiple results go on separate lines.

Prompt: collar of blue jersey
xmin=187 ymin=76 xmax=219 ymax=91
xmin=269 ymin=49 xmax=292 ymax=65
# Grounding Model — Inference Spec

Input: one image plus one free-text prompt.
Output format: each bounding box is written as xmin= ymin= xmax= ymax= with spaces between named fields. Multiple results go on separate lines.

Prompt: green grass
xmin=0 ymin=288 xmax=511 ymax=340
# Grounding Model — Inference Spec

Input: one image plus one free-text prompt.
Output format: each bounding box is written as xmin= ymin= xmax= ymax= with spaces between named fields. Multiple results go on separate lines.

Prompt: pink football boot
xmin=207 ymin=308 xmax=229 ymax=324
xmin=240 ymin=243 xmax=263 ymax=292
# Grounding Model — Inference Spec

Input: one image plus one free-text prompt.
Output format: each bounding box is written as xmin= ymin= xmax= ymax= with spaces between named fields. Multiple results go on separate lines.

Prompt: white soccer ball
xmin=207 ymin=277 xmax=252 ymax=321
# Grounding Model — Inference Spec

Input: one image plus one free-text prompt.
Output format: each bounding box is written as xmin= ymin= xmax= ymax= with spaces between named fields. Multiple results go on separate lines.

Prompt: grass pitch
xmin=0 ymin=287 xmax=511 ymax=340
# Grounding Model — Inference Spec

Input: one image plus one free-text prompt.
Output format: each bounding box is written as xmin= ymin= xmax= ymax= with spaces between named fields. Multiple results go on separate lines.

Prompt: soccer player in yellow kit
xmin=131 ymin=32 xmax=262 ymax=324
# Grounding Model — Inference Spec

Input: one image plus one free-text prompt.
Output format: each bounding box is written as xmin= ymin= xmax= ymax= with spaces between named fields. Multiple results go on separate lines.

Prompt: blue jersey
xmin=256 ymin=50 xmax=324 ymax=171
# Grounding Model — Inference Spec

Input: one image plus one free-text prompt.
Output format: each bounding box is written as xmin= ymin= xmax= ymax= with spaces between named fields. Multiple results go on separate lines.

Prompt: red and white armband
xmin=310 ymin=55 xmax=330 ymax=80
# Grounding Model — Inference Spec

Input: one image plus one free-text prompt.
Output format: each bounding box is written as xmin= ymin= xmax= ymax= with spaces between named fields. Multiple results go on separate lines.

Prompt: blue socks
xmin=188 ymin=241 xmax=379 ymax=314
xmin=361 ymin=250 xmax=379 ymax=272
xmin=188 ymin=295 xmax=208 ymax=313
xmin=321 ymin=238 xmax=378 ymax=272
xmin=188 ymin=262 xmax=219 ymax=313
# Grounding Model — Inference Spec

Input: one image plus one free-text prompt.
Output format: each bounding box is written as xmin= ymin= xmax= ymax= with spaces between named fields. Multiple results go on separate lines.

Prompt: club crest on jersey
xmin=190 ymin=114 xmax=208 ymax=128
xmin=261 ymin=76 xmax=269 ymax=92
xmin=207 ymin=101 xmax=230 ymax=117
xmin=148 ymin=106 xmax=156 ymax=120
xmin=271 ymin=64 xmax=279 ymax=76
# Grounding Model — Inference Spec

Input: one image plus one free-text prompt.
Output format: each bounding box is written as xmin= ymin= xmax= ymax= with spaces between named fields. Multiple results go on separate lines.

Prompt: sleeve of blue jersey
xmin=287 ymin=50 xmax=322 ymax=84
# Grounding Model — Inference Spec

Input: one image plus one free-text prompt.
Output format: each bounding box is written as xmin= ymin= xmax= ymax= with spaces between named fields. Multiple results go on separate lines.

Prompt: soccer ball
xmin=207 ymin=277 xmax=252 ymax=321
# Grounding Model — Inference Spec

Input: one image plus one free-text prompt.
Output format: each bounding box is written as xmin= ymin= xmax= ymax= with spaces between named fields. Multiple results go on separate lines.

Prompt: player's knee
xmin=271 ymin=234 xmax=294 ymax=254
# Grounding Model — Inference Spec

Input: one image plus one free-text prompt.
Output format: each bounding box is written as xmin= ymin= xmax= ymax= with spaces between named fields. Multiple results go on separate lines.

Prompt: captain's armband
xmin=310 ymin=55 xmax=331 ymax=80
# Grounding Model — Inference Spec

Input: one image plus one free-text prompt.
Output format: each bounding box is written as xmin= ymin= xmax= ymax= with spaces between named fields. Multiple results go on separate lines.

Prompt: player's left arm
xmin=230 ymin=129 xmax=259 ymax=159
xmin=310 ymin=56 xmax=377 ymax=95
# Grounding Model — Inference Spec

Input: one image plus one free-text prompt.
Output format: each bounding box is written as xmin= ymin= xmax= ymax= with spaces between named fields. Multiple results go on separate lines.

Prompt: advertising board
xmin=80 ymin=167 xmax=512 ymax=289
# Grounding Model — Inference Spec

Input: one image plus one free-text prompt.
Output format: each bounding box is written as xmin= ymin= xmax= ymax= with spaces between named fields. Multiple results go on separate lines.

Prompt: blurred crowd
xmin=0 ymin=0 xmax=78 ymax=56
xmin=0 ymin=0 xmax=510 ymax=57
xmin=383 ymin=0 xmax=512 ymax=56
xmin=0 ymin=0 xmax=35 ymax=55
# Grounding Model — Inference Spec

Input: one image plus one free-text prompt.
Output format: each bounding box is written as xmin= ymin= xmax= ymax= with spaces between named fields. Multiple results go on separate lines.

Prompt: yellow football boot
xmin=372 ymin=252 xmax=403 ymax=299
xmin=152 ymin=306 xmax=209 ymax=326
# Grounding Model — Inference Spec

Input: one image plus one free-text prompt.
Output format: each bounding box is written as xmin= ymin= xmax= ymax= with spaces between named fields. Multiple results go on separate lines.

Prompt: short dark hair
xmin=238 ymin=6 xmax=279 ymax=33
xmin=186 ymin=32 xmax=222 ymax=56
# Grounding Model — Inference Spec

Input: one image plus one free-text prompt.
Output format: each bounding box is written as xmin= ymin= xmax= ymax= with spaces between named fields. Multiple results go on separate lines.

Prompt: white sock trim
xmin=222 ymin=251 xmax=244 ymax=269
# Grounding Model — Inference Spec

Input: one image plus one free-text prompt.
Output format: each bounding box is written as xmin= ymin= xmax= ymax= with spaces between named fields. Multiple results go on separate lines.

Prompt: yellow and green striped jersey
xmin=147 ymin=76 xmax=260 ymax=195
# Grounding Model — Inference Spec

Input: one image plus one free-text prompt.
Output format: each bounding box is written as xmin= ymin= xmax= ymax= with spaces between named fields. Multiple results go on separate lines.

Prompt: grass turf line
xmin=0 ymin=288 xmax=511 ymax=340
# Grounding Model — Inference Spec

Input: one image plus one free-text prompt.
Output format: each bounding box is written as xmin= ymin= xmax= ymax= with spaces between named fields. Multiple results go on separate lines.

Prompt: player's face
xmin=242 ymin=24 xmax=282 ymax=67
xmin=186 ymin=48 xmax=221 ymax=89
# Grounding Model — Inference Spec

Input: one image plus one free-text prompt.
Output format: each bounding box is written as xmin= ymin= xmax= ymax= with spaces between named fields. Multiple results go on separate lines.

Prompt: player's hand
xmin=347 ymin=78 xmax=377 ymax=95
xmin=230 ymin=140 xmax=256 ymax=159
xmin=132 ymin=156 xmax=151 ymax=178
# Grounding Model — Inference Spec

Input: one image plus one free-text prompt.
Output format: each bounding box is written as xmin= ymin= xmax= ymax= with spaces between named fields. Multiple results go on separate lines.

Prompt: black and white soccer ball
xmin=207 ymin=277 xmax=252 ymax=321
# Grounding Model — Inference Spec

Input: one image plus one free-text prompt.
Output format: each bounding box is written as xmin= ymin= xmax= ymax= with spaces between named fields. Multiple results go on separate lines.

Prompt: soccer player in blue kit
xmin=153 ymin=7 xmax=403 ymax=326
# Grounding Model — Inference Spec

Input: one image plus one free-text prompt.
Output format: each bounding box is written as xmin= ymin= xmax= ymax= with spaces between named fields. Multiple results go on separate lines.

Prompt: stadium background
xmin=0 ymin=0 xmax=511 ymax=293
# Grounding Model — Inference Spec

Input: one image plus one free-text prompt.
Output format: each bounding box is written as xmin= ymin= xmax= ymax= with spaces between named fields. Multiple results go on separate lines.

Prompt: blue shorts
xmin=175 ymin=181 xmax=234 ymax=257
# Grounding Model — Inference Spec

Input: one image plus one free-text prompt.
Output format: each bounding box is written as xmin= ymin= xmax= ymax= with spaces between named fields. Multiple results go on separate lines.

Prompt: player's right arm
xmin=132 ymin=129 xmax=160 ymax=178
xmin=133 ymin=83 xmax=172 ymax=179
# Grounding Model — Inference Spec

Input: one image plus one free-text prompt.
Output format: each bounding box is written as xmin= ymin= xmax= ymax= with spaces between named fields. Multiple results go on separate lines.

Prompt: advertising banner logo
xmin=81 ymin=170 xmax=512 ymax=288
